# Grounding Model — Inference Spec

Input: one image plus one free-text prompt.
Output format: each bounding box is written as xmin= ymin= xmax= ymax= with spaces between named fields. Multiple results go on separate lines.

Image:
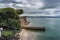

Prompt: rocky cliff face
xmin=20 ymin=16 xmax=28 ymax=27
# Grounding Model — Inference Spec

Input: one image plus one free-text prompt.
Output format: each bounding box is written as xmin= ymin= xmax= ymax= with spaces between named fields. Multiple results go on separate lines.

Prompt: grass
xmin=2 ymin=31 xmax=14 ymax=36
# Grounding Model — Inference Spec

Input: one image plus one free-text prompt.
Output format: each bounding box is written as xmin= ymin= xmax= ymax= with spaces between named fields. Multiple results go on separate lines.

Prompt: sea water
xmin=20 ymin=17 xmax=60 ymax=40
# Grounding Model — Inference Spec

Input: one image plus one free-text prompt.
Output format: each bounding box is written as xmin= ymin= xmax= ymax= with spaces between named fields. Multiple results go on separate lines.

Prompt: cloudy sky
xmin=0 ymin=0 xmax=44 ymax=9
xmin=0 ymin=0 xmax=60 ymax=14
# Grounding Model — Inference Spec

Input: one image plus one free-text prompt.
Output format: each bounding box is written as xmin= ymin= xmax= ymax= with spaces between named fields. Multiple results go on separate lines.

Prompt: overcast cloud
xmin=0 ymin=0 xmax=60 ymax=14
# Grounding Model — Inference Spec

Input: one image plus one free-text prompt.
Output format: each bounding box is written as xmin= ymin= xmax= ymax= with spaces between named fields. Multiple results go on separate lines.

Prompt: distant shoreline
xmin=27 ymin=16 xmax=60 ymax=18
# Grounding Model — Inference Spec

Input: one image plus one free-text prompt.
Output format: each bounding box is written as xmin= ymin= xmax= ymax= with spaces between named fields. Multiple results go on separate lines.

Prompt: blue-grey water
xmin=20 ymin=18 xmax=60 ymax=40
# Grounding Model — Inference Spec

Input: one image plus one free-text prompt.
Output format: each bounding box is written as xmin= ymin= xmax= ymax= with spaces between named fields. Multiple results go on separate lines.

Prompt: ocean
xmin=20 ymin=17 xmax=60 ymax=40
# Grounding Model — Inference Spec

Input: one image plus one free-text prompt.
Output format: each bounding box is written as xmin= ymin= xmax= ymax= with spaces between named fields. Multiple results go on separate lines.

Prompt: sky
xmin=0 ymin=0 xmax=60 ymax=14
xmin=0 ymin=0 xmax=44 ymax=9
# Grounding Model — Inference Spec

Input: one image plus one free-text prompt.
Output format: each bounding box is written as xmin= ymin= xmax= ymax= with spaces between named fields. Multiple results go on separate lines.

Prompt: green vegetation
xmin=16 ymin=9 xmax=23 ymax=14
xmin=2 ymin=31 xmax=14 ymax=36
xmin=0 ymin=8 xmax=23 ymax=30
xmin=0 ymin=8 xmax=23 ymax=40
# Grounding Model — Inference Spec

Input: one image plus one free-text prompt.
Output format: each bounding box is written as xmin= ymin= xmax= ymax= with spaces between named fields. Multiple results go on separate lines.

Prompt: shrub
xmin=0 ymin=8 xmax=23 ymax=30
xmin=2 ymin=31 xmax=13 ymax=36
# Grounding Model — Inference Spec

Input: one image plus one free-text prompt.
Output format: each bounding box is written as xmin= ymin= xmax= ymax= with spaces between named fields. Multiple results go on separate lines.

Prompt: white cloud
xmin=15 ymin=4 xmax=24 ymax=7
xmin=43 ymin=8 xmax=60 ymax=15
xmin=0 ymin=3 xmax=13 ymax=8
xmin=14 ymin=0 xmax=22 ymax=2
xmin=31 ymin=1 xmax=44 ymax=9
xmin=15 ymin=3 xmax=32 ymax=8
xmin=14 ymin=0 xmax=28 ymax=3
xmin=0 ymin=0 xmax=44 ymax=10
xmin=0 ymin=0 xmax=60 ymax=15
xmin=14 ymin=0 xmax=44 ymax=9
xmin=13 ymin=0 xmax=60 ymax=15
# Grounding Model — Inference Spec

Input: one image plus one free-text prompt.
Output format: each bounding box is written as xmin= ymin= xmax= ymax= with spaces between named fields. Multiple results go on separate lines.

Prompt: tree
xmin=16 ymin=9 xmax=23 ymax=14
xmin=0 ymin=8 xmax=23 ymax=30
